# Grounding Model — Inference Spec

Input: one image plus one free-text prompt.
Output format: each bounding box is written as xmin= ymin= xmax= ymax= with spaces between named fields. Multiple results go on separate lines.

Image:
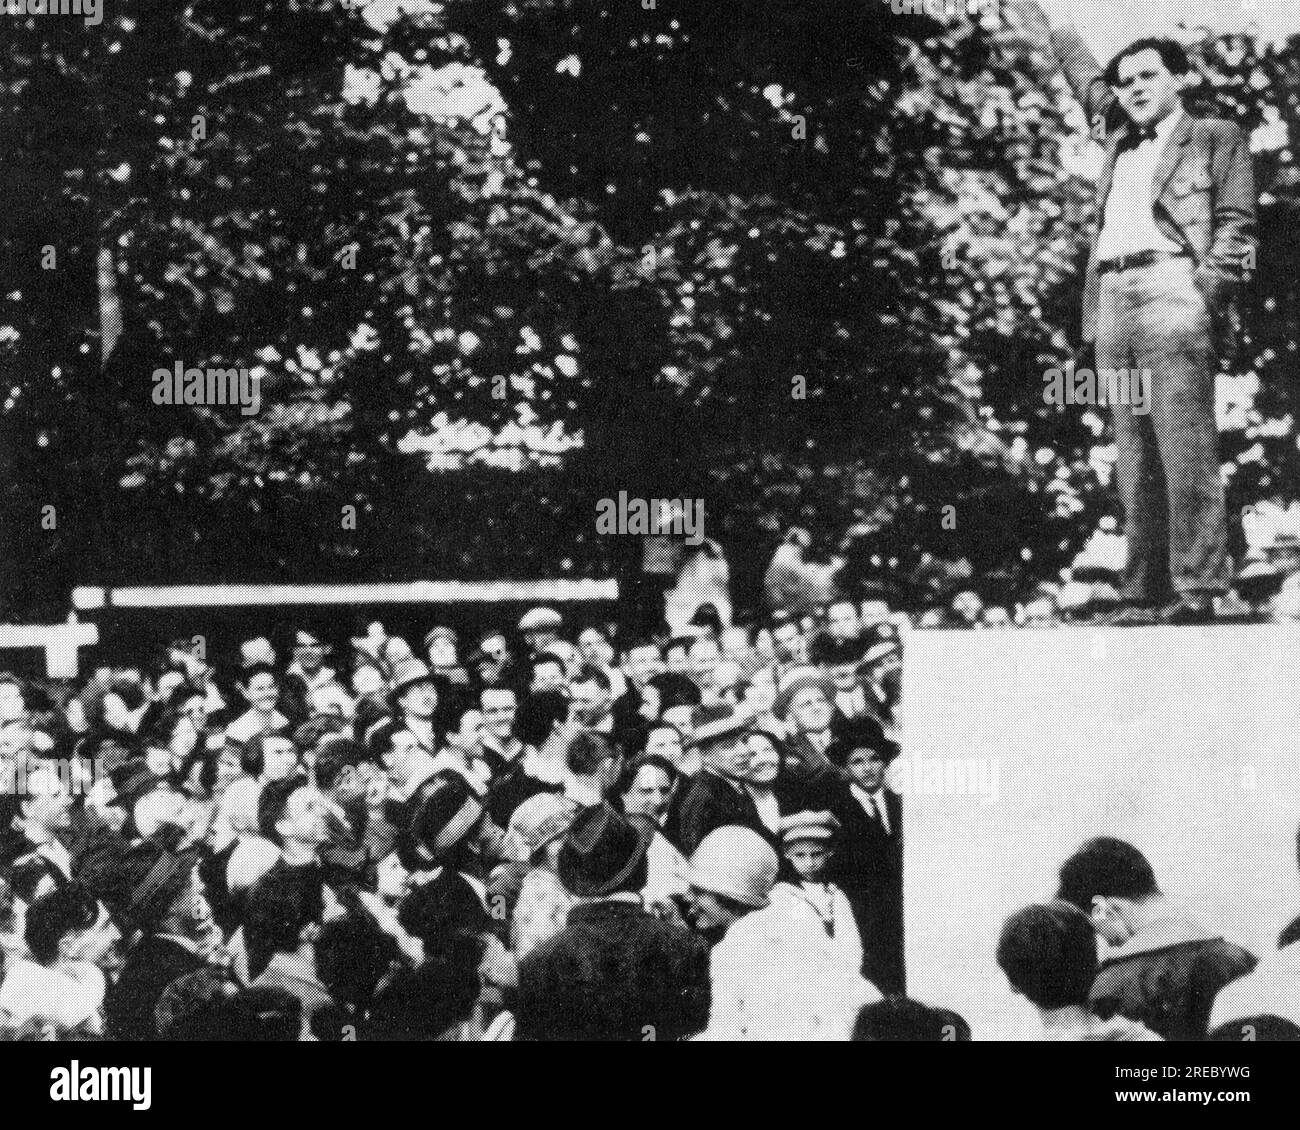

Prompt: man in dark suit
xmin=1014 ymin=1 xmax=1256 ymax=623
xmin=1057 ymin=836 xmax=1256 ymax=1040
xmin=827 ymin=716 xmax=905 ymax=996
xmin=667 ymin=706 xmax=778 ymax=855
xmin=100 ymin=841 xmax=213 ymax=1040
xmin=515 ymin=804 xmax=710 ymax=1041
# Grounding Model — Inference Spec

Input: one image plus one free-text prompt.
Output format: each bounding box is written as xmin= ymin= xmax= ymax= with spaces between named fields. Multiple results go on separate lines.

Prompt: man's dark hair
xmin=1104 ymin=37 xmax=1189 ymax=86
xmin=852 ymin=997 xmax=971 ymax=1042
xmin=572 ymin=665 xmax=611 ymax=693
xmin=241 ymin=730 xmax=294 ymax=777
xmin=528 ymin=654 xmax=564 ymax=679
xmin=257 ymin=774 xmax=310 ymax=845
xmin=24 ymin=884 xmax=98 ymax=964
xmin=996 ymin=901 xmax=1098 ymax=1010
xmin=239 ymin=662 xmax=278 ymax=686
xmin=314 ymin=737 xmax=369 ymax=793
xmin=615 ymin=752 xmax=679 ymax=799
xmin=566 ymin=730 xmax=616 ymax=776
xmin=1057 ymin=836 xmax=1159 ymax=910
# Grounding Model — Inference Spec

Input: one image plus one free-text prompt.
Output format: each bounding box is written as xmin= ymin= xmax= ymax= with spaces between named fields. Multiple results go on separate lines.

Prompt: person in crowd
xmin=402 ymin=770 xmax=507 ymax=886
xmin=827 ymin=714 xmax=905 ymax=995
xmin=688 ymin=824 xmax=878 ymax=1040
xmin=616 ymin=752 xmax=689 ymax=909
xmin=315 ymin=737 xmax=383 ymax=889
xmin=1056 ymin=836 xmax=1256 ymax=1039
xmin=612 ymin=639 xmax=665 ymax=736
xmin=852 ymin=997 xmax=971 ymax=1042
xmin=492 ymin=793 xmax=577 ymax=959
xmin=998 ymin=900 xmax=1161 ymax=1040
xmin=0 ymin=883 xmax=120 ymax=1036
xmin=773 ymin=810 xmax=862 ymax=974
xmin=225 ymin=664 xmax=290 ymax=748
xmin=822 ymin=638 xmax=872 ymax=722
xmin=515 ymin=803 xmax=710 ymax=1041
xmin=479 ymin=686 xmax=559 ymax=827
xmin=563 ymin=730 xmax=622 ymax=808
xmin=98 ymin=841 xmax=215 ymax=1040
xmin=567 ymin=665 xmax=617 ymax=740
xmin=2 ymin=764 xmax=75 ymax=898
xmin=772 ymin=672 xmax=845 ymax=806
xmin=286 ymin=630 xmax=337 ymax=698
xmin=812 ymin=599 xmax=862 ymax=664
xmin=388 ymin=658 xmax=440 ymax=757
xmin=670 ymin=705 xmax=787 ymax=854
xmin=518 ymin=607 xmax=564 ymax=657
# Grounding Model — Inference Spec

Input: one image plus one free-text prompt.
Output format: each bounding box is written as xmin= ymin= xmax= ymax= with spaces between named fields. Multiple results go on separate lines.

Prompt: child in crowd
xmin=772 ymin=810 xmax=862 ymax=974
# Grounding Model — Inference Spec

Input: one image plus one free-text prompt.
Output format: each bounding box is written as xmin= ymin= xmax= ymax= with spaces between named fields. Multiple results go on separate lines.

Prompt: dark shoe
xmin=1095 ymin=604 xmax=1160 ymax=627
xmin=1156 ymin=596 xmax=1218 ymax=626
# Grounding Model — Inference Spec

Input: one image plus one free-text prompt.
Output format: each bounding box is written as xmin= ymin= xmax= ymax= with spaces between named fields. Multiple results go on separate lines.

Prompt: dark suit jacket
xmin=1048 ymin=23 xmax=1256 ymax=346
xmin=105 ymin=935 xmax=205 ymax=1040
xmin=516 ymin=899 xmax=711 ymax=1041
xmin=1090 ymin=919 xmax=1256 ymax=1041
xmin=827 ymin=781 xmax=905 ymax=994
xmin=669 ymin=770 xmax=775 ymax=856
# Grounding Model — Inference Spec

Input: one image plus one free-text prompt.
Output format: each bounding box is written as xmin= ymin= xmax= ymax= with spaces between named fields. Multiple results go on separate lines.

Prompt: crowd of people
xmin=0 ymin=597 xmax=1295 ymax=1040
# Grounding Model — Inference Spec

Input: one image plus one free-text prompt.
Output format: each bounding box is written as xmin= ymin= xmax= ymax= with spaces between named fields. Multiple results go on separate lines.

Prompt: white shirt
xmin=851 ymin=784 xmax=891 ymax=836
xmin=0 ymin=959 xmax=104 ymax=1033
xmin=1096 ymin=107 xmax=1185 ymax=262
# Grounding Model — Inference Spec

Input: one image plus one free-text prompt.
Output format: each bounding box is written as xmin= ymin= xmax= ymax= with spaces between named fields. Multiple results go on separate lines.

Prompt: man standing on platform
xmin=1012 ymin=0 xmax=1256 ymax=624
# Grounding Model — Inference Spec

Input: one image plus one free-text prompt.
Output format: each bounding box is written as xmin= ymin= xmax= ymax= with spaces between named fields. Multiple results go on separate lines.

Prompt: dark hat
xmin=819 ymin=637 xmax=867 ymax=668
xmin=688 ymin=703 xmax=757 ymax=750
xmin=405 ymin=771 xmax=485 ymax=867
xmin=859 ymin=622 xmax=902 ymax=667
xmin=79 ymin=835 xmax=195 ymax=930
xmin=833 ymin=715 xmax=900 ymax=765
xmin=108 ymin=758 xmax=163 ymax=811
xmin=557 ymin=803 xmax=653 ymax=898
xmin=398 ymin=870 xmax=490 ymax=943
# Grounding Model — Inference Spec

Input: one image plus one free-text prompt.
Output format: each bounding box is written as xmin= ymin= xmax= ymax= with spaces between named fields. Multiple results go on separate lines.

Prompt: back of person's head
xmin=364 ymin=960 xmax=480 ymax=1041
xmin=24 ymin=883 xmax=98 ymax=965
xmin=1057 ymin=837 xmax=1159 ymax=911
xmin=315 ymin=912 xmax=399 ymax=1011
xmin=852 ymin=997 xmax=971 ymax=1042
xmin=314 ymin=737 xmax=368 ymax=793
xmin=257 ymin=774 xmax=309 ymax=846
xmin=996 ymin=901 xmax=1098 ymax=1010
xmin=566 ymin=730 xmax=614 ymax=777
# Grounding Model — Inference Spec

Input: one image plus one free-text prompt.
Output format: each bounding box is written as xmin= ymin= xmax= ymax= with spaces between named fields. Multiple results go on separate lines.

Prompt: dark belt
xmin=1098 ymin=249 xmax=1189 ymax=275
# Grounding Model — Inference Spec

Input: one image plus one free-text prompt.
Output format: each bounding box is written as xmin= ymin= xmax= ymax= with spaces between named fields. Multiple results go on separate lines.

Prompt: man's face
xmin=244 ymin=674 xmax=280 ymax=712
xmin=1113 ymin=48 xmax=1183 ymax=129
xmin=664 ymin=646 xmax=689 ymax=674
xmin=427 ymin=637 xmax=458 ymax=669
xmin=570 ymin=678 xmax=609 ymax=726
xmin=531 ymin=660 xmax=566 ymax=694
xmin=846 ymin=748 xmax=887 ymax=793
xmin=645 ymin=725 xmax=684 ymax=766
xmin=1089 ymin=897 xmax=1134 ymax=947
xmin=294 ymin=641 xmax=327 ymax=673
xmin=524 ymin=628 xmax=558 ymax=653
xmin=481 ymin=690 xmax=517 ymax=741
xmin=262 ymin=737 xmax=299 ymax=781
xmin=625 ymin=646 xmax=663 ymax=688
xmin=453 ymin=710 xmax=485 ymax=755
xmin=773 ymin=624 xmax=806 ymax=664
xmin=216 ymin=747 xmax=243 ymax=792
xmin=376 ymin=852 xmax=410 ymax=902
xmin=688 ymin=640 xmax=720 ymax=686
xmin=397 ymin=679 xmax=438 ymax=720
xmin=280 ymin=785 xmax=330 ymax=846
xmin=578 ymin=629 xmax=612 ymax=668
xmin=623 ymin=763 xmax=674 ymax=825
xmin=827 ymin=602 xmax=860 ymax=642
xmin=24 ymin=771 xmax=72 ymax=831
xmin=790 ymin=687 xmax=833 ymax=734
xmin=704 ymin=734 xmax=751 ymax=780
xmin=743 ymin=734 xmax=780 ymax=786
xmin=743 ymin=674 xmax=776 ymax=716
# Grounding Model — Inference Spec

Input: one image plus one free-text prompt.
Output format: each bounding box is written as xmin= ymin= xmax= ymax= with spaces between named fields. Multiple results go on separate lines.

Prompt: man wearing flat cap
xmin=518 ymin=607 xmax=563 ymax=656
xmin=388 ymin=657 xmax=440 ymax=757
xmin=515 ymin=803 xmax=710 ymax=1041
